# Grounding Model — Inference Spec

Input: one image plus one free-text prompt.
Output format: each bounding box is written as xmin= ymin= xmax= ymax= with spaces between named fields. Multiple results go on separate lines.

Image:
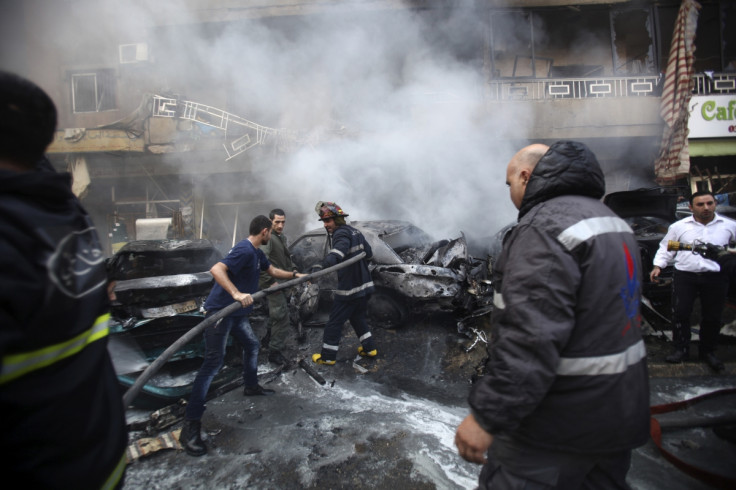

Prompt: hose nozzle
xmin=667 ymin=240 xmax=694 ymax=251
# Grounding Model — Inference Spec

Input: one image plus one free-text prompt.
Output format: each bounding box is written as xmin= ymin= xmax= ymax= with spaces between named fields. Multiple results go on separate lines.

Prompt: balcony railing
xmin=692 ymin=73 xmax=736 ymax=96
xmin=486 ymin=73 xmax=736 ymax=100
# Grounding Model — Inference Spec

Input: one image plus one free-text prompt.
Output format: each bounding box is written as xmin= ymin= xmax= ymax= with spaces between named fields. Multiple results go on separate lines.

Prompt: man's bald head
xmin=506 ymin=144 xmax=549 ymax=210
xmin=510 ymin=144 xmax=549 ymax=173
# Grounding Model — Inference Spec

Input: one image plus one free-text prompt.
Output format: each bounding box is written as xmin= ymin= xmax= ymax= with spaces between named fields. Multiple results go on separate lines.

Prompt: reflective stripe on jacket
xmin=1 ymin=313 xmax=110 ymax=385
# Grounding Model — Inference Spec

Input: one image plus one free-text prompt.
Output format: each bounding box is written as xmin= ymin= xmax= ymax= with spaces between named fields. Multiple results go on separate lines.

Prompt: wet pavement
xmin=122 ymin=314 xmax=736 ymax=489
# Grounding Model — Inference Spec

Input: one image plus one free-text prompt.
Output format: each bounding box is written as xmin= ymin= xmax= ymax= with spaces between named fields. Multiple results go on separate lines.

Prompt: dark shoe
xmin=700 ymin=352 xmax=725 ymax=373
xmin=180 ymin=419 xmax=207 ymax=457
xmin=243 ymin=384 xmax=276 ymax=396
xmin=268 ymin=350 xmax=288 ymax=366
xmin=665 ymin=349 xmax=689 ymax=364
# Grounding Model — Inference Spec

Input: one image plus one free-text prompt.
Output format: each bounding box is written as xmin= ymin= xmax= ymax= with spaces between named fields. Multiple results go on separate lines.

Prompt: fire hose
xmin=122 ymin=252 xmax=366 ymax=407
xmin=666 ymin=240 xmax=736 ymax=258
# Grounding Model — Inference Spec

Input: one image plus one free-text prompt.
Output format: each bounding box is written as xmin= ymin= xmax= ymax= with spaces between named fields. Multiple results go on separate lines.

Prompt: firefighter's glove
xmin=702 ymin=243 xmax=727 ymax=262
xmin=727 ymin=240 xmax=736 ymax=255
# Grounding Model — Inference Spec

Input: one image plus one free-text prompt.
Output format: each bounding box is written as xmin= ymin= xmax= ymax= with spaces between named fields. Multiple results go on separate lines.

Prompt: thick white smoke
xmin=3 ymin=1 xmax=538 ymax=250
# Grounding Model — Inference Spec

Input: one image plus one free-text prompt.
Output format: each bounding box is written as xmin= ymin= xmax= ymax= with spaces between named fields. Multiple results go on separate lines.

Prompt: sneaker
xmin=311 ymin=353 xmax=336 ymax=365
xmin=243 ymin=384 xmax=276 ymax=396
xmin=358 ymin=346 xmax=377 ymax=358
xmin=268 ymin=350 xmax=288 ymax=366
xmin=699 ymin=352 xmax=725 ymax=373
xmin=665 ymin=349 xmax=689 ymax=364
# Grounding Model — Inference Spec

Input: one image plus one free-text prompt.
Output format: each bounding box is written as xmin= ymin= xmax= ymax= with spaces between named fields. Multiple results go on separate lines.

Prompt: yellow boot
xmin=312 ymin=353 xmax=336 ymax=365
xmin=358 ymin=346 xmax=377 ymax=358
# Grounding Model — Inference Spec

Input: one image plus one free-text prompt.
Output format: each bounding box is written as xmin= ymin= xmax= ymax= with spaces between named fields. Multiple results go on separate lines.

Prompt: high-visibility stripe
xmin=556 ymin=217 xmax=633 ymax=252
xmin=348 ymin=244 xmax=364 ymax=255
xmin=359 ymin=332 xmax=372 ymax=342
xmin=334 ymin=281 xmax=375 ymax=297
xmin=328 ymin=248 xmax=345 ymax=258
xmin=556 ymin=339 xmax=646 ymax=376
xmin=101 ymin=452 xmax=127 ymax=490
xmin=322 ymin=343 xmax=339 ymax=351
xmin=0 ymin=313 xmax=110 ymax=385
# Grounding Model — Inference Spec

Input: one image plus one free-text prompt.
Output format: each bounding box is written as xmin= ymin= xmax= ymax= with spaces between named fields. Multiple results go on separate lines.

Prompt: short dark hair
xmin=690 ymin=191 xmax=715 ymax=205
xmin=0 ymin=71 xmax=57 ymax=167
xmin=269 ymin=208 xmax=286 ymax=220
xmin=249 ymin=215 xmax=272 ymax=235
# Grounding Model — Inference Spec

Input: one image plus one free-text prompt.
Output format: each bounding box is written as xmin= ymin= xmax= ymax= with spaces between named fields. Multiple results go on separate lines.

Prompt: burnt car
xmin=603 ymin=187 xmax=681 ymax=328
xmin=107 ymin=239 xmax=242 ymax=409
xmin=288 ymin=220 xmax=493 ymax=328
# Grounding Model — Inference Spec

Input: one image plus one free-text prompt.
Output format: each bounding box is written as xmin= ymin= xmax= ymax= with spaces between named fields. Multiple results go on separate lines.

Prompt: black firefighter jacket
xmin=0 ymin=163 xmax=128 ymax=488
xmin=469 ymin=141 xmax=650 ymax=454
xmin=315 ymin=224 xmax=374 ymax=301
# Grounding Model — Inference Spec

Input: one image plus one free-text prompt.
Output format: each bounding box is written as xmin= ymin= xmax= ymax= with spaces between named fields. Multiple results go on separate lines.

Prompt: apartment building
xmin=2 ymin=0 xmax=734 ymax=253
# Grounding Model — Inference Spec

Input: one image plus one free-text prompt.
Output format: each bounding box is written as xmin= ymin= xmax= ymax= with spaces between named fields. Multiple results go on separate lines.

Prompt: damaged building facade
xmin=2 ymin=0 xmax=736 ymax=254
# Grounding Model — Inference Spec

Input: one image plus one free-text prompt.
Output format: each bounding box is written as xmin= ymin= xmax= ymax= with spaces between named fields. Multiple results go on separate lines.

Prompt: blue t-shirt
xmin=204 ymin=239 xmax=270 ymax=316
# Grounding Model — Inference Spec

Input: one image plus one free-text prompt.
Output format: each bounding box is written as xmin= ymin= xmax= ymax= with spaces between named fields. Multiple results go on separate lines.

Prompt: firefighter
xmin=311 ymin=201 xmax=378 ymax=365
xmin=455 ymin=142 xmax=650 ymax=489
xmin=0 ymin=71 xmax=128 ymax=488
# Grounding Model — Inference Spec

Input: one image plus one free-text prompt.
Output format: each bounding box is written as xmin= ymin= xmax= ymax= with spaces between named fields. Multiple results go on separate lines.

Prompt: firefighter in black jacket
xmin=311 ymin=201 xmax=378 ymax=365
xmin=455 ymin=142 xmax=650 ymax=489
xmin=0 ymin=72 xmax=128 ymax=489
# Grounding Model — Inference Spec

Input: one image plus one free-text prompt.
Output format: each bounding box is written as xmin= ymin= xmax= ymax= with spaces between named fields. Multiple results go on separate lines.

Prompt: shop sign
xmin=688 ymin=95 xmax=736 ymax=138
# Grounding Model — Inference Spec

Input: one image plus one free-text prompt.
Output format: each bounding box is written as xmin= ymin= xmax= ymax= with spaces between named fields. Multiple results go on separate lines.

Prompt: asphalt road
xmin=121 ymin=314 xmax=736 ymax=489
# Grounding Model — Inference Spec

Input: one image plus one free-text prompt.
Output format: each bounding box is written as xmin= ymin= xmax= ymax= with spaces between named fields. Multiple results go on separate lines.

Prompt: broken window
xmin=71 ymin=69 xmax=117 ymax=113
xmin=724 ymin=3 xmax=736 ymax=72
xmin=611 ymin=8 xmax=656 ymax=76
xmin=533 ymin=8 xmax=612 ymax=78
xmin=488 ymin=6 xmax=656 ymax=79
xmin=693 ymin=2 xmax=736 ymax=73
xmin=489 ymin=11 xmax=532 ymax=78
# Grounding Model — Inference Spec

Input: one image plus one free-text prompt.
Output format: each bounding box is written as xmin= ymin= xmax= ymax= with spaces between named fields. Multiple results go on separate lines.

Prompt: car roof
xmin=603 ymin=187 xmax=679 ymax=223
xmin=297 ymin=220 xmax=435 ymax=265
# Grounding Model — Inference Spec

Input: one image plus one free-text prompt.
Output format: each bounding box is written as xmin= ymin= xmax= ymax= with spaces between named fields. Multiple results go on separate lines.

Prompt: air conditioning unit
xmin=119 ymin=43 xmax=149 ymax=64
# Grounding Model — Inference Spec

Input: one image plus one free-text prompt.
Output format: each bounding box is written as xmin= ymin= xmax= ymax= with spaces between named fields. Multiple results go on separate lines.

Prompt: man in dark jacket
xmin=455 ymin=141 xmax=650 ymax=489
xmin=0 ymin=71 xmax=128 ymax=488
xmin=311 ymin=201 xmax=377 ymax=365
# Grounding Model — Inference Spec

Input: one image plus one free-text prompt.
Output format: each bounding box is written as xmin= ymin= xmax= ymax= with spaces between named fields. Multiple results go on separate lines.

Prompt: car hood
xmin=603 ymin=187 xmax=679 ymax=222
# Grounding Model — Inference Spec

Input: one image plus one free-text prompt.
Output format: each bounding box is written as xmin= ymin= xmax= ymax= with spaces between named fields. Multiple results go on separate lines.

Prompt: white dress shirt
xmin=653 ymin=213 xmax=736 ymax=272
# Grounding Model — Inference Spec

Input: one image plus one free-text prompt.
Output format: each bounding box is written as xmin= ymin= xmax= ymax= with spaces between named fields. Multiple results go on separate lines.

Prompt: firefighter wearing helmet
xmin=311 ymin=201 xmax=378 ymax=365
xmin=316 ymin=201 xmax=348 ymax=223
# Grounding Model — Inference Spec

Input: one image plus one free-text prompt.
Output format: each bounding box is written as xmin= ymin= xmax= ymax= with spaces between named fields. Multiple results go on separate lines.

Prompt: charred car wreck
xmin=288 ymin=220 xmax=493 ymax=329
xmin=107 ymin=239 xmax=243 ymax=409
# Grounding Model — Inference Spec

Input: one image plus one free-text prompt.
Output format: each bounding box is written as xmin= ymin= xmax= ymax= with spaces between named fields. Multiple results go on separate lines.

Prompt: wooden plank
xmin=47 ymin=129 xmax=145 ymax=153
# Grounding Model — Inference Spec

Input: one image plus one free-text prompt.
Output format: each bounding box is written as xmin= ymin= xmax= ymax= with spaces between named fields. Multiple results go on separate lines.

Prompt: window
xmin=71 ymin=69 xmax=116 ymax=113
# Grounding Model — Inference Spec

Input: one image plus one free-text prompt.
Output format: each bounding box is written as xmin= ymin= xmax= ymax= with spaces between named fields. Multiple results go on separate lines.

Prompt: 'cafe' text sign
xmin=688 ymin=95 xmax=736 ymax=138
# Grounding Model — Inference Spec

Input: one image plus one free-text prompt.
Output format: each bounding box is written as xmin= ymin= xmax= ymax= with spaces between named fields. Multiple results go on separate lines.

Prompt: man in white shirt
xmin=651 ymin=191 xmax=736 ymax=372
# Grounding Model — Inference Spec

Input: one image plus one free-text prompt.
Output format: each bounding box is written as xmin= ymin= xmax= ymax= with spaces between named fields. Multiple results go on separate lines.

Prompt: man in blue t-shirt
xmin=181 ymin=215 xmax=305 ymax=456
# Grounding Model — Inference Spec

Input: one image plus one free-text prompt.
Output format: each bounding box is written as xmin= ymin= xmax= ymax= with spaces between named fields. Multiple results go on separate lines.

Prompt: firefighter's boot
xmin=312 ymin=353 xmax=336 ymax=365
xmin=180 ymin=419 xmax=207 ymax=457
xmin=358 ymin=346 xmax=377 ymax=358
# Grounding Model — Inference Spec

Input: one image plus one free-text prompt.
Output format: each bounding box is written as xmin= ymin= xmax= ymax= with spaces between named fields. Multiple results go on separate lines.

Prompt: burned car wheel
xmin=368 ymin=288 xmax=409 ymax=328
